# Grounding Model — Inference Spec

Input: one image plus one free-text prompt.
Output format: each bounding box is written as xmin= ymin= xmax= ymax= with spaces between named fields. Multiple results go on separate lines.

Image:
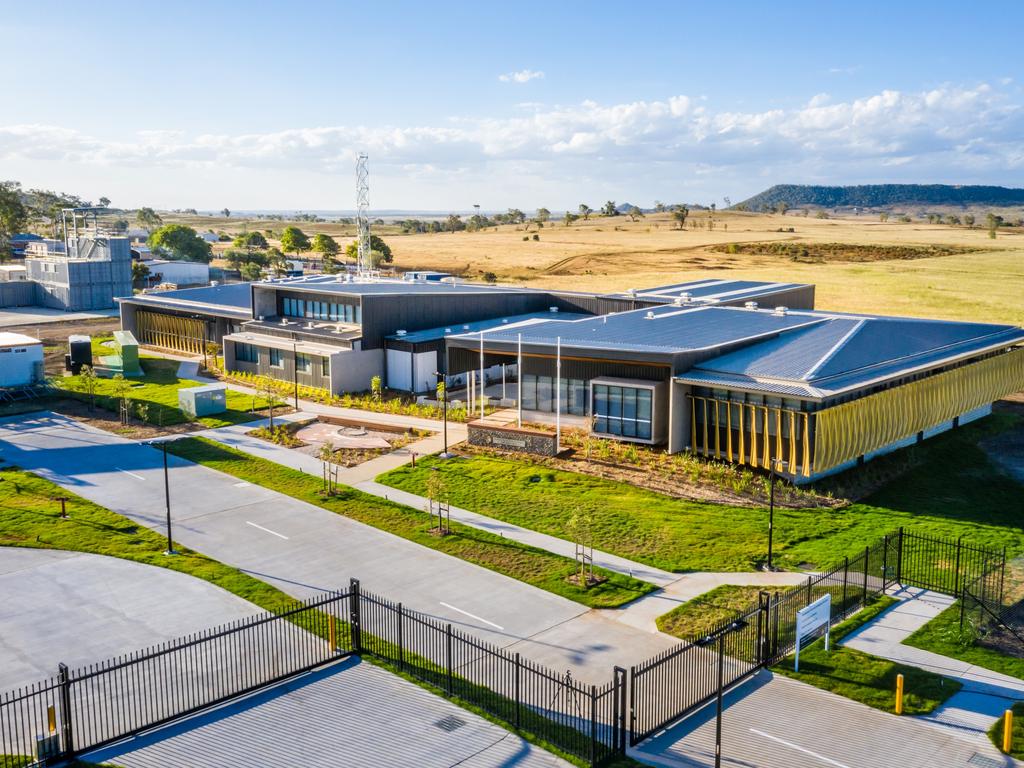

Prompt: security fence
xmin=629 ymin=528 xmax=1006 ymax=746
xmin=0 ymin=581 xmax=625 ymax=768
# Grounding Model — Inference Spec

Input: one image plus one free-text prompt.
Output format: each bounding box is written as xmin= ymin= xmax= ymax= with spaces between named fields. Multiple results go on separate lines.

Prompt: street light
xmin=697 ymin=618 xmax=749 ymax=768
xmin=145 ymin=439 xmax=176 ymax=555
xmin=765 ymin=459 xmax=789 ymax=572
xmin=434 ymin=370 xmax=452 ymax=459
xmin=292 ymin=341 xmax=300 ymax=410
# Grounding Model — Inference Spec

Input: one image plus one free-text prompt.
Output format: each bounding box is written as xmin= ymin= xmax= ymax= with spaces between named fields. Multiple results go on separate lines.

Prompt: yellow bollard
xmin=47 ymin=705 xmax=56 ymax=734
xmin=1004 ymin=709 xmax=1014 ymax=754
xmin=895 ymin=673 xmax=904 ymax=715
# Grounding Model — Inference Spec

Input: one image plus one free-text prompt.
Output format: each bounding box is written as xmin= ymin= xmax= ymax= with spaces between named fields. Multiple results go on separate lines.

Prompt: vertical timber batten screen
xmin=814 ymin=347 xmax=1024 ymax=474
xmin=136 ymin=310 xmax=206 ymax=355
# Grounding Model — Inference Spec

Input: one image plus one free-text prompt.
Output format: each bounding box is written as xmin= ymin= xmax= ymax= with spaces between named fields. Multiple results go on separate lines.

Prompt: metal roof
xmin=387 ymin=310 xmax=589 ymax=344
xmin=603 ymin=278 xmax=810 ymax=305
xmin=117 ymin=282 xmax=254 ymax=316
xmin=266 ymin=278 xmax=532 ymax=297
xmin=450 ymin=305 xmax=825 ymax=355
xmin=677 ymin=314 xmax=1024 ymax=399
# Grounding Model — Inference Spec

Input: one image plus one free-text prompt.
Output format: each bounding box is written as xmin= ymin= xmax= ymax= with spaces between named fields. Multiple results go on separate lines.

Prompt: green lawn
xmin=53 ymin=355 xmax=272 ymax=429
xmin=164 ymin=437 xmax=653 ymax=608
xmin=773 ymin=597 xmax=961 ymax=715
xmin=989 ymin=701 xmax=1024 ymax=760
xmin=378 ymin=414 xmax=1024 ymax=572
xmin=657 ymin=585 xmax=766 ymax=640
xmin=904 ymin=603 xmax=1024 ymax=681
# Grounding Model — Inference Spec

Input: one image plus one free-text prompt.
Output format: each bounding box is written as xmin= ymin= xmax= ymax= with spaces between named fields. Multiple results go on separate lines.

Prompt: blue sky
xmin=1 ymin=0 xmax=1022 ymax=210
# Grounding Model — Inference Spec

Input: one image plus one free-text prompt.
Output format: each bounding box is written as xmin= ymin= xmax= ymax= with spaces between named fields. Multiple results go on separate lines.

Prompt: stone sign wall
xmin=467 ymin=421 xmax=559 ymax=457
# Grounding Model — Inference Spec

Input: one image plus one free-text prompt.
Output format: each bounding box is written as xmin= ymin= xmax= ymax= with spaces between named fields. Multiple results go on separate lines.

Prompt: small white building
xmin=0 ymin=332 xmax=44 ymax=387
xmin=145 ymin=259 xmax=210 ymax=287
xmin=0 ymin=265 xmax=28 ymax=282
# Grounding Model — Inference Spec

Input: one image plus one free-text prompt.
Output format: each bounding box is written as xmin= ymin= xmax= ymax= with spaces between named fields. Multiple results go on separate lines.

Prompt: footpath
xmin=843 ymin=586 xmax=1024 ymax=739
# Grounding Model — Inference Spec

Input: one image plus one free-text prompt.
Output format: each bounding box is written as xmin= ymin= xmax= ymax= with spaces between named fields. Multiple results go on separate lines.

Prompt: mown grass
xmin=165 ymin=437 xmax=653 ymax=608
xmin=904 ymin=603 xmax=1024 ymax=681
xmin=53 ymin=355 xmax=271 ymax=429
xmin=989 ymin=701 xmax=1024 ymax=759
xmin=0 ymin=466 xmax=311 ymax=615
xmin=656 ymin=585 xmax=766 ymax=640
xmin=773 ymin=597 xmax=961 ymax=715
xmin=378 ymin=413 xmax=1024 ymax=572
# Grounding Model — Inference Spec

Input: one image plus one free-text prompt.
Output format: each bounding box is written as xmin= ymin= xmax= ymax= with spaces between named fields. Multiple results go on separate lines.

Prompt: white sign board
xmin=794 ymin=593 xmax=831 ymax=672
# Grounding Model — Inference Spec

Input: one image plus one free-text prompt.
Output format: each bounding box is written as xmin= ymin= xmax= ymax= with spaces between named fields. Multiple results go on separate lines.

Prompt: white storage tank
xmin=0 ymin=332 xmax=44 ymax=387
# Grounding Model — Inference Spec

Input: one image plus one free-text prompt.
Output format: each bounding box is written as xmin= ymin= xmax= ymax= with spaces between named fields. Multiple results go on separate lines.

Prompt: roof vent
xmin=463 ymin=325 xmax=470 ymax=330
xmin=501 ymin=318 xmax=509 ymax=323
xmin=773 ymin=306 xmax=788 ymax=316
xmin=645 ymin=310 xmax=656 ymax=320
xmin=257 ymin=315 xmax=265 ymax=321
xmin=628 ymin=288 xmax=638 ymax=298
xmin=280 ymin=317 xmax=288 ymax=325
xmin=549 ymin=306 xmax=558 ymax=313
xmin=307 ymin=321 xmax=315 ymax=328
xmin=444 ymin=327 xmax=452 ymax=333
xmin=745 ymin=301 xmax=758 ymax=310
xmin=396 ymin=329 xmax=407 ymax=337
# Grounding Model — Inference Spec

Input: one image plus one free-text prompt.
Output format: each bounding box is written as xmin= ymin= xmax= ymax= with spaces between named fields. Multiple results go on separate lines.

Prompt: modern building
xmin=115 ymin=273 xmax=1024 ymax=482
xmin=142 ymin=259 xmax=211 ymax=288
xmin=0 ymin=332 xmax=44 ymax=387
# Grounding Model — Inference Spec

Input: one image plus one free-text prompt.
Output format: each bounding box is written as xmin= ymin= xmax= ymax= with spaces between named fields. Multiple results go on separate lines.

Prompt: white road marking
xmin=749 ymin=728 xmax=852 ymax=768
xmin=114 ymin=468 xmax=146 ymax=481
xmin=439 ymin=602 xmax=504 ymax=631
xmin=234 ymin=481 xmax=251 ymax=488
xmin=245 ymin=521 xmax=289 ymax=540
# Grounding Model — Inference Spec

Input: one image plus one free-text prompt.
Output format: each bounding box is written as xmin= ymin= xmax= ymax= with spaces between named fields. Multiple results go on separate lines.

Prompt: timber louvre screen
xmin=136 ymin=310 xmax=206 ymax=355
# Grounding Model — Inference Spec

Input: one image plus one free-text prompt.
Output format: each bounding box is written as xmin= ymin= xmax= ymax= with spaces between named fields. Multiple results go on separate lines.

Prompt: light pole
xmin=765 ymin=459 xmax=788 ymax=572
xmin=698 ymin=619 xmax=748 ymax=768
xmin=146 ymin=440 xmax=176 ymax=555
xmin=435 ymin=370 xmax=452 ymax=459
xmin=292 ymin=342 xmax=299 ymax=410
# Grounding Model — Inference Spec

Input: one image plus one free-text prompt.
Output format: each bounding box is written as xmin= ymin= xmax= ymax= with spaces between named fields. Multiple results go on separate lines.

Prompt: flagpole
xmin=556 ymin=336 xmax=561 ymax=451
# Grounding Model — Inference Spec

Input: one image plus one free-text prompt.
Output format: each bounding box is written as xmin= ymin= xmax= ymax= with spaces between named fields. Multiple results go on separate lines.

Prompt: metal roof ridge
xmin=804 ymin=318 xmax=867 ymax=380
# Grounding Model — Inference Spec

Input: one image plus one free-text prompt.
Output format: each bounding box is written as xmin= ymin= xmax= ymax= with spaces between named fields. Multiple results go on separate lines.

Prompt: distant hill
xmin=734 ymin=184 xmax=1024 ymax=211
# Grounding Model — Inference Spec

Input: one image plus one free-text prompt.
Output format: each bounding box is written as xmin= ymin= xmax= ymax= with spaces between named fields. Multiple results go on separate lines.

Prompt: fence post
xmin=954 ymin=537 xmax=963 ymax=599
xmin=57 ymin=662 xmax=73 ymax=758
xmin=615 ymin=666 xmax=627 ymax=754
xmin=806 ymin=575 xmax=813 ymax=607
xmin=589 ymin=684 xmax=597 ymax=767
xmin=842 ymin=557 xmax=849 ymax=618
xmin=999 ymin=546 xmax=1007 ymax=607
xmin=629 ymin=665 xmax=637 ymax=747
xmin=756 ymin=591 xmax=767 ymax=666
xmin=882 ymin=534 xmax=890 ymax=589
xmin=514 ymin=652 xmax=522 ymax=729
xmin=446 ymin=623 xmax=453 ymax=695
xmin=772 ymin=591 xmax=781 ymax=659
xmin=896 ymin=527 xmax=905 ymax=585
xmin=349 ymin=578 xmax=362 ymax=654
xmin=862 ymin=546 xmax=870 ymax=606
xmin=397 ymin=602 xmax=404 ymax=670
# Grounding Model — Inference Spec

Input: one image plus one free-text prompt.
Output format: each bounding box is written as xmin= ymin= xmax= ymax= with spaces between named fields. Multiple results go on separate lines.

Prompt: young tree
xmin=149 ymin=224 xmax=213 ymax=262
xmin=578 ymin=203 xmax=593 ymax=221
xmin=279 ymin=226 xmax=310 ymax=257
xmin=426 ymin=469 xmax=449 ymax=534
xmin=370 ymin=375 xmax=382 ymax=402
xmin=318 ymin=440 xmax=336 ymax=494
xmin=79 ymin=364 xmax=97 ymax=411
xmin=257 ymin=378 xmax=281 ymax=428
xmin=111 ymin=374 xmax=131 ymax=425
xmin=672 ymin=205 xmax=689 ymax=230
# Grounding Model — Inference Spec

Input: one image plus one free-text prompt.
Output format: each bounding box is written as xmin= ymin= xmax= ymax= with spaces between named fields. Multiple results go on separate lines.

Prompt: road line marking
xmin=439 ymin=602 xmax=504 ymax=631
xmin=245 ymin=521 xmax=289 ymax=540
xmin=749 ymin=728 xmax=852 ymax=768
xmin=114 ymin=468 xmax=146 ymax=481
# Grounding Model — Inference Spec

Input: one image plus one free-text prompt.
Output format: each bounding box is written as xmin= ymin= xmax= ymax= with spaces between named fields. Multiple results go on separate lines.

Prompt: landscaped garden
xmin=378 ymin=412 xmax=1024 ymax=573
xmin=164 ymin=437 xmax=654 ymax=608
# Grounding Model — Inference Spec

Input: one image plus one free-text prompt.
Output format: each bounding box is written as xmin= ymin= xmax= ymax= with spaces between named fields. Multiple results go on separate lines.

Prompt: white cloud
xmin=1 ymin=82 xmax=1021 ymax=207
xmin=498 ymin=69 xmax=544 ymax=84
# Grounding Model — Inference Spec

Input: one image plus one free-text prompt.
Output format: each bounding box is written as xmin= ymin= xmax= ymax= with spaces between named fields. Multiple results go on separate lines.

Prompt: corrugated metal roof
xmin=452 ymin=305 xmax=825 ymax=354
xmin=604 ymin=278 xmax=810 ymax=304
xmin=269 ymin=279 xmax=532 ymax=296
xmin=387 ymin=311 xmax=589 ymax=344
xmin=121 ymin=282 xmax=254 ymax=312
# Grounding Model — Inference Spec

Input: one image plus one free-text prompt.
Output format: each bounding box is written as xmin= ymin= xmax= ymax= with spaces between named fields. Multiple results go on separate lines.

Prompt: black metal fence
xmin=628 ymin=528 xmax=1006 ymax=746
xmin=0 ymin=581 xmax=625 ymax=767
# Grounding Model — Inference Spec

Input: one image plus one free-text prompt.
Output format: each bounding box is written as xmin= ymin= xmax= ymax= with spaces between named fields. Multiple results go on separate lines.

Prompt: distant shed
xmin=0 ymin=332 xmax=44 ymax=387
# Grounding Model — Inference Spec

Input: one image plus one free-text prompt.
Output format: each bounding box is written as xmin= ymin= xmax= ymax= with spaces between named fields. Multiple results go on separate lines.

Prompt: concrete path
xmin=84 ymin=657 xmax=570 ymax=768
xmin=843 ymin=586 xmax=1024 ymax=739
xmin=0 ymin=548 xmax=261 ymax=690
xmin=634 ymin=670 xmax=1015 ymax=768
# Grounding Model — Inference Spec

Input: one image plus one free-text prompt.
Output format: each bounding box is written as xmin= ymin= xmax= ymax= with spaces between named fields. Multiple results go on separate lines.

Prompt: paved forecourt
xmin=0 ymin=548 xmax=262 ymax=691
xmin=0 ymin=413 xmax=609 ymax=675
xmin=83 ymin=657 xmax=571 ymax=768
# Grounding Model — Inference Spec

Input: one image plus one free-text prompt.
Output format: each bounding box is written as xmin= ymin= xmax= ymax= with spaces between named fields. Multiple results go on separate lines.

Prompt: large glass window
xmin=519 ymin=374 xmax=586 ymax=415
xmin=269 ymin=348 xmax=282 ymax=368
xmin=296 ymin=353 xmax=312 ymax=373
xmin=321 ymin=357 xmax=330 ymax=376
xmin=235 ymin=342 xmax=258 ymax=363
xmin=536 ymin=376 xmax=553 ymax=412
xmin=592 ymin=383 xmax=654 ymax=440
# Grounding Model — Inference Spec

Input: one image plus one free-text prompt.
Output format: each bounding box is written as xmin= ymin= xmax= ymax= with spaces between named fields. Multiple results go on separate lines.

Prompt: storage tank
xmin=67 ymin=334 xmax=92 ymax=375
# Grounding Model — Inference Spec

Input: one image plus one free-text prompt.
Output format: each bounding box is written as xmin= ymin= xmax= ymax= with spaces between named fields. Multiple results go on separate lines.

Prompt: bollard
xmin=895 ymin=673 xmax=904 ymax=715
xmin=411 ymin=452 xmax=416 ymax=467
xmin=1004 ymin=709 xmax=1014 ymax=754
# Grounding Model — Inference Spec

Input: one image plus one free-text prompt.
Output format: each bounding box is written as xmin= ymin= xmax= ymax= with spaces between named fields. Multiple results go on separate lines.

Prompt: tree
xmin=446 ymin=213 xmax=463 ymax=233
xmin=149 ymin=224 xmax=212 ymax=263
xmin=79 ymin=365 xmax=97 ymax=411
xmin=318 ymin=440 xmax=337 ymax=494
xmin=131 ymin=261 xmax=151 ymax=286
xmin=506 ymin=208 xmax=526 ymax=225
xmin=98 ymin=196 xmax=111 ymax=208
xmin=221 ymin=208 xmax=231 ymax=218
xmin=311 ymin=233 xmax=339 ymax=257
xmin=256 ymin=378 xmax=281 ymax=428
xmin=136 ymin=207 xmax=163 ymax=230
xmin=775 ymin=202 xmax=789 ymax=216
xmin=111 ymin=374 xmax=131 ymax=425
xmin=578 ymin=203 xmax=593 ymax=221
xmin=879 ymin=212 xmax=890 ymax=222
xmin=535 ymin=207 xmax=551 ymax=223
xmin=654 ymin=201 xmax=666 ymax=213
xmin=627 ymin=206 xmax=644 ymax=222
xmin=344 ymin=235 xmax=392 ymax=266
xmin=964 ymin=214 xmax=976 ymax=227
xmin=370 ymin=375 xmax=382 ymax=401
xmin=564 ymin=211 xmax=580 ymax=226
xmin=233 ymin=231 xmax=268 ymax=250
xmin=426 ymin=470 xmax=450 ymax=534
xmin=239 ymin=262 xmax=263 ymax=281
xmin=482 ymin=271 xmax=497 ymax=283
xmin=602 ymin=201 xmax=618 ymax=216
xmin=0 ymin=182 xmax=28 ymax=262
xmin=672 ymin=205 xmax=689 ymax=230
xmin=279 ymin=226 xmax=310 ymax=257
